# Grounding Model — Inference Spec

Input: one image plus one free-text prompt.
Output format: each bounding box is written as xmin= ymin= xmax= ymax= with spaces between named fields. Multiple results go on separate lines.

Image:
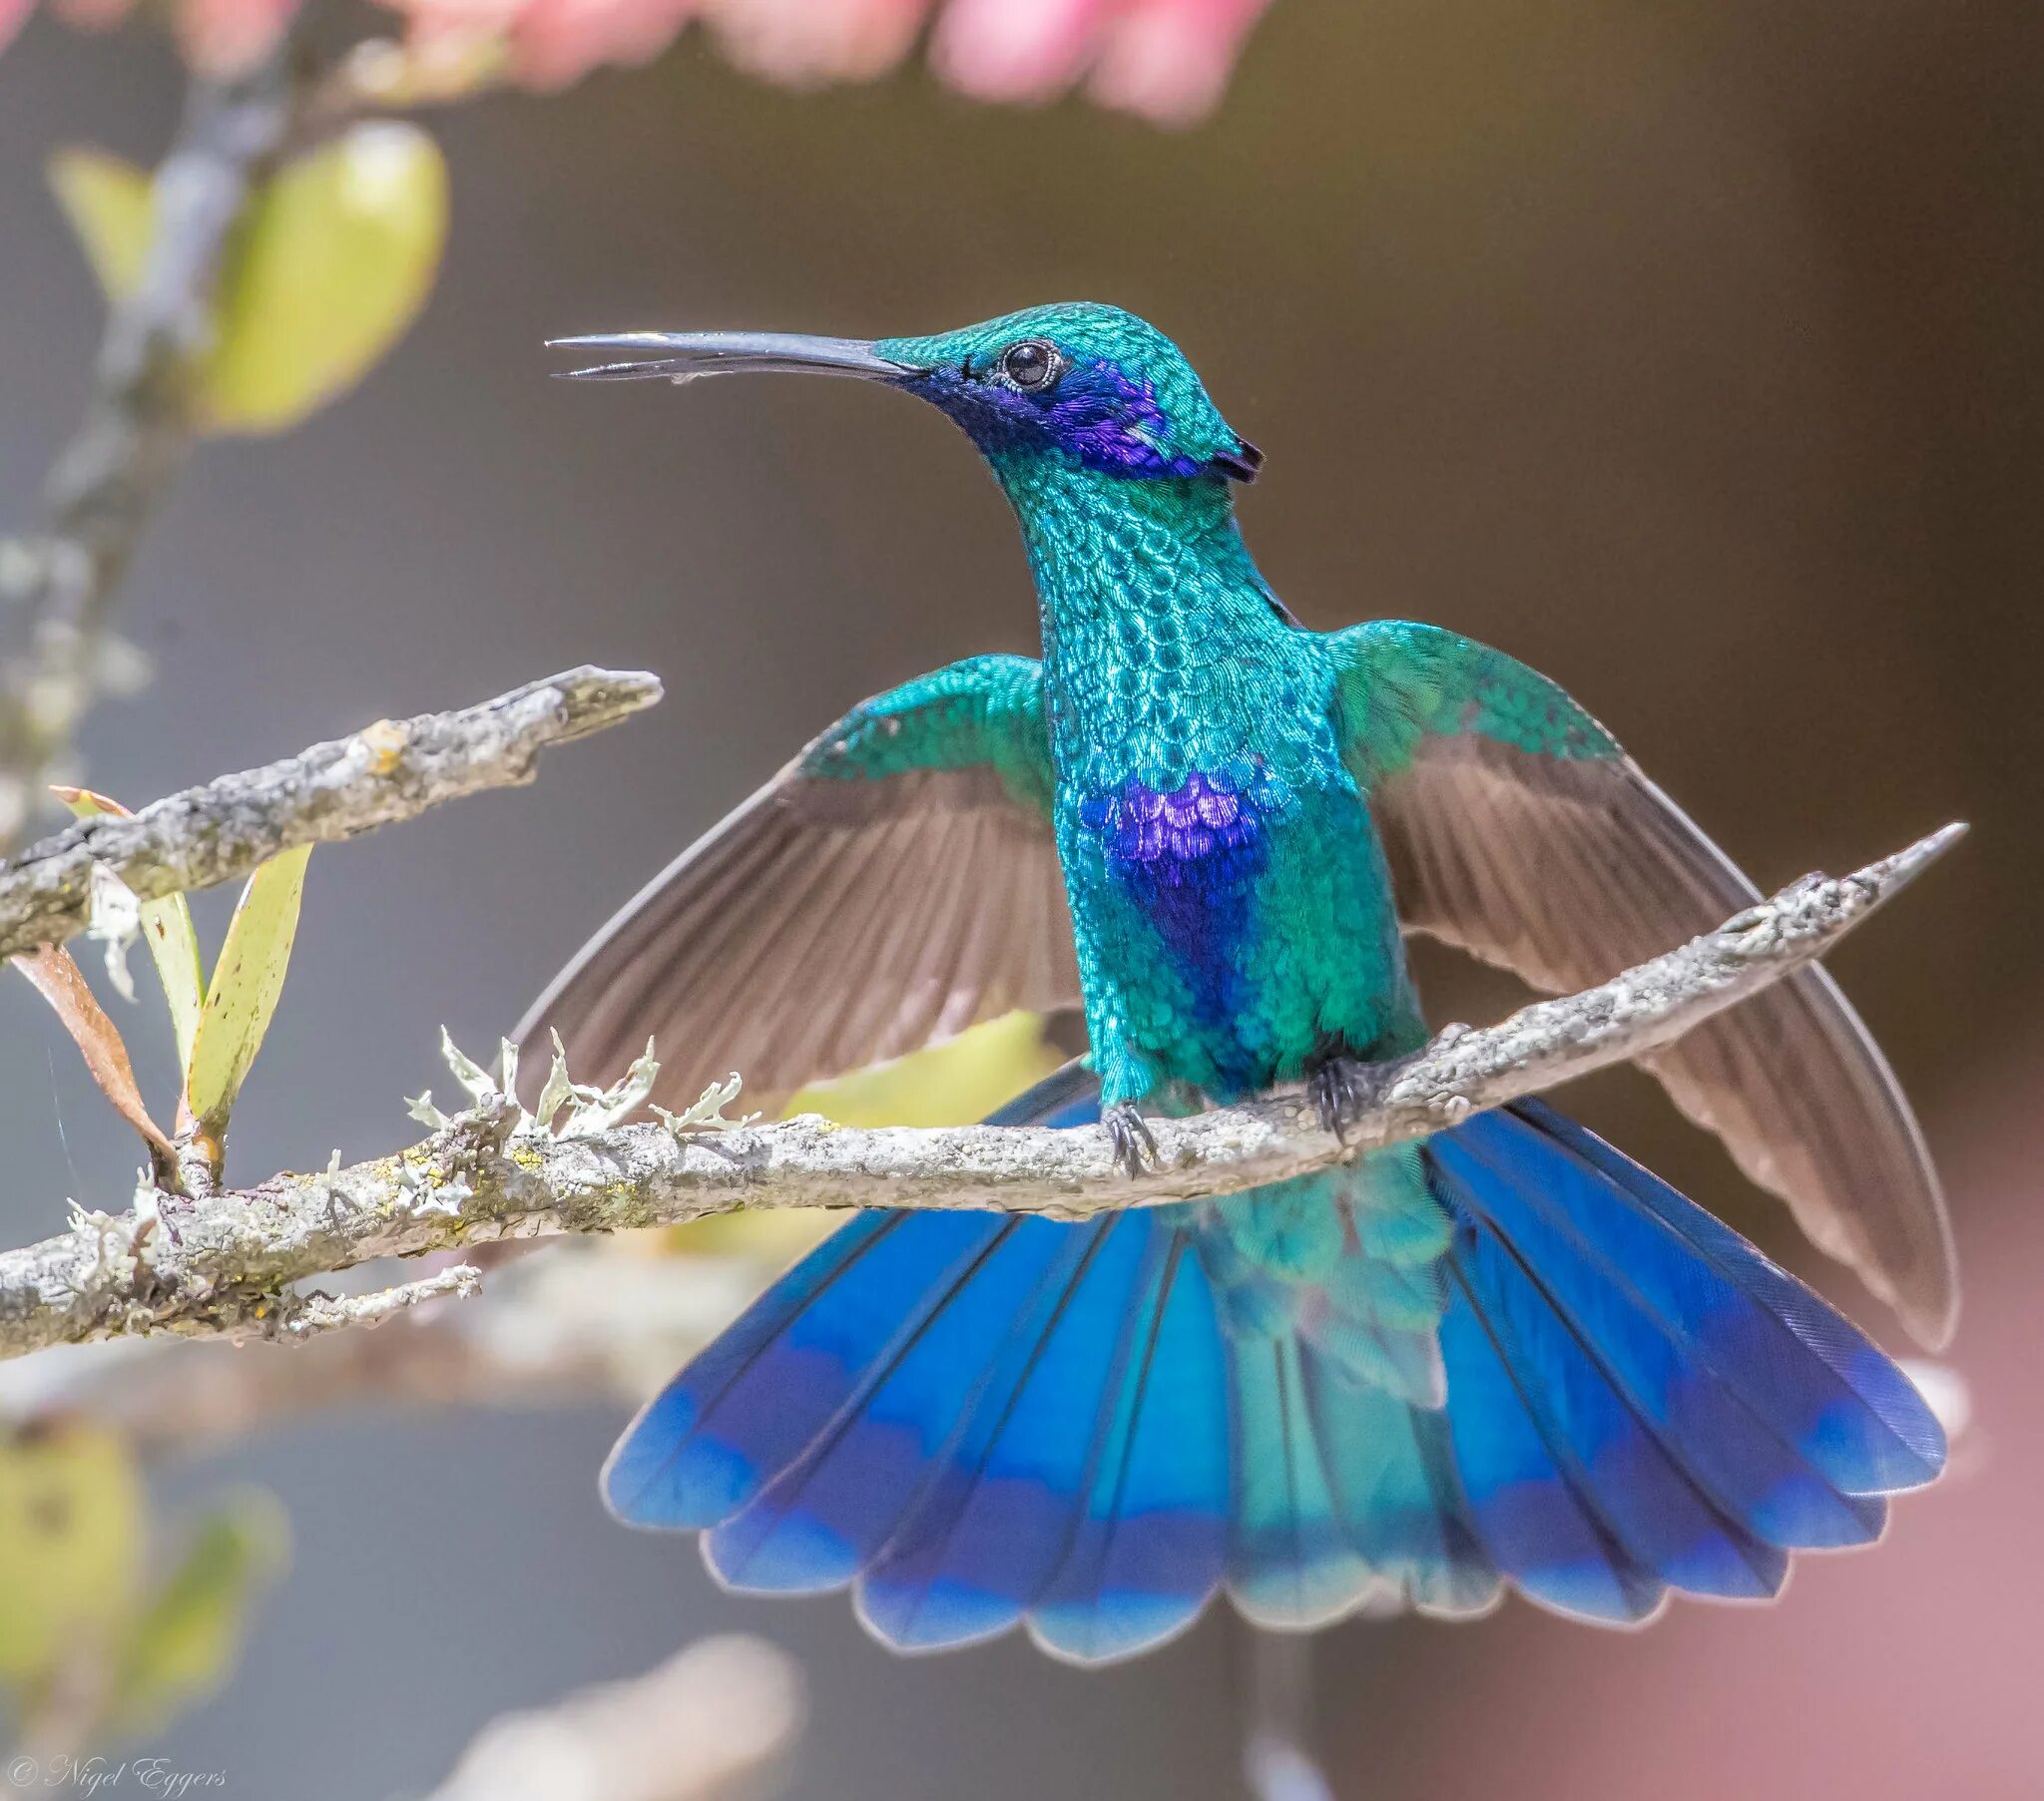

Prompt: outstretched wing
xmin=517 ymin=656 xmax=1078 ymax=1117
xmin=1328 ymin=620 xmax=1955 ymax=1347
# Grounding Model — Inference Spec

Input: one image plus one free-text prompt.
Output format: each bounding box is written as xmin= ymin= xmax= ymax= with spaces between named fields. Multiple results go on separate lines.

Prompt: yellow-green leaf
xmin=183 ymin=845 xmax=310 ymax=1134
xmin=47 ymin=126 xmax=448 ymax=438
xmin=201 ymin=122 xmax=448 ymax=435
xmin=787 ymin=1009 xmax=1067 ymax=1128
xmin=53 ymin=786 xmax=207 ymax=1077
xmin=108 ymin=1490 xmax=289 ymax=1739
xmin=47 ymin=148 xmax=154 ymax=304
xmin=0 ymin=1423 xmax=145 ymax=1684
xmin=677 ymin=1015 xmax=1065 ymax=1262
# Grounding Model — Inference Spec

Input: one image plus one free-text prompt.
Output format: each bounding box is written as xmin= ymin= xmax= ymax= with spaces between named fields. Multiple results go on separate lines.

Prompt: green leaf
xmin=201 ymin=122 xmax=449 ymax=436
xmin=0 ymin=1423 xmax=144 ymax=1684
xmin=47 ymin=126 xmax=449 ymax=439
xmin=183 ymin=844 xmax=311 ymax=1135
xmin=47 ymin=148 xmax=154 ymax=304
xmin=53 ymin=786 xmax=207 ymax=1078
xmin=107 ymin=1490 xmax=289 ymax=1739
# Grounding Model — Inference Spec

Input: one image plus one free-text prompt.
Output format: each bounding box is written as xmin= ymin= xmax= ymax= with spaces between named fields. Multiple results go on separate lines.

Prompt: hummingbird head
xmin=876 ymin=303 xmax=1262 ymax=484
xmin=552 ymin=302 xmax=1263 ymax=487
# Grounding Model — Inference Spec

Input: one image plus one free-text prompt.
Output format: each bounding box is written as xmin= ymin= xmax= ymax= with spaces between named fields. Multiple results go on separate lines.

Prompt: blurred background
xmin=1 ymin=0 xmax=2040 ymax=1794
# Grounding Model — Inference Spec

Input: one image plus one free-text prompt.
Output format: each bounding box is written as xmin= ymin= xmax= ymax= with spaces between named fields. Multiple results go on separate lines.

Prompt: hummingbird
xmin=522 ymin=303 xmax=1953 ymax=1664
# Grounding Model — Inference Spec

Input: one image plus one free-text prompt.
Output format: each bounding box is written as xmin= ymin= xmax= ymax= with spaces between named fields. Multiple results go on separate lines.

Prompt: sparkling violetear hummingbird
xmin=520 ymin=304 xmax=1953 ymax=1664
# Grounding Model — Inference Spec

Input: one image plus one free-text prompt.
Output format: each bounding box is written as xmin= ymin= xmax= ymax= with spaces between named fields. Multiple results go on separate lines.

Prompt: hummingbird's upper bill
xmin=548 ymin=331 xmax=920 ymax=384
xmin=551 ymin=303 xmax=1267 ymax=486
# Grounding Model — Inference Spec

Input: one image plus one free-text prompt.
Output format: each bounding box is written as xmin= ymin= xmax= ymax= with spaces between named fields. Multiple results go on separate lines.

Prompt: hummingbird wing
xmin=517 ymin=655 xmax=1077 ymax=1117
xmin=1328 ymin=620 xmax=1955 ymax=1347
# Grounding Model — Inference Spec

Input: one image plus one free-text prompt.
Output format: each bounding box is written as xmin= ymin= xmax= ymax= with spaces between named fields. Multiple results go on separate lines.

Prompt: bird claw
xmin=1103 ymin=1104 xmax=1159 ymax=1176
xmin=1308 ymin=1055 xmax=1373 ymax=1143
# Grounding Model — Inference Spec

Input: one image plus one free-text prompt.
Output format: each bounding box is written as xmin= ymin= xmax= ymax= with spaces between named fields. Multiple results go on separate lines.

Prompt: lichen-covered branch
xmin=266 ymin=1263 xmax=482 ymax=1341
xmin=0 ymin=667 xmax=661 ymax=962
xmin=0 ymin=823 xmax=1961 ymax=1363
xmin=0 ymin=1242 xmax=749 ymax=1455
xmin=0 ymin=46 xmax=302 ymax=849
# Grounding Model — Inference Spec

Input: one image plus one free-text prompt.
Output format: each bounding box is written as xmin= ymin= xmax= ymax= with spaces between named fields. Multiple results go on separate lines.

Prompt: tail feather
xmin=605 ymin=1068 xmax=1945 ymax=1660
xmin=1517 ymin=1100 xmax=1944 ymax=1492
xmin=1032 ymin=1228 xmax=1231 ymax=1661
xmin=602 ymin=1207 xmax=921 ymax=1529
xmin=856 ymin=1217 xmax=1118 ymax=1651
xmin=1302 ymin=1354 xmax=1498 ymax=1617
xmin=705 ymin=1214 xmax=1054 ymax=1591
xmin=1226 ymin=1334 xmax=1383 ymax=1628
xmin=1439 ymin=1110 xmax=1888 ymax=1550
xmin=1435 ymin=1181 xmax=1789 ymax=1618
xmin=1436 ymin=1246 xmax=1678 ymax=1621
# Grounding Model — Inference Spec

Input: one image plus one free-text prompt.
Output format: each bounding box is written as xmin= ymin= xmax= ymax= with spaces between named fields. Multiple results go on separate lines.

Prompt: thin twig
xmin=0 ymin=1242 xmax=758 ymax=1455
xmin=265 ymin=1263 xmax=481 ymax=1341
xmin=0 ymin=666 xmax=662 ymax=962
xmin=0 ymin=45 xmax=302 ymax=849
xmin=0 ymin=823 xmax=1961 ymax=1362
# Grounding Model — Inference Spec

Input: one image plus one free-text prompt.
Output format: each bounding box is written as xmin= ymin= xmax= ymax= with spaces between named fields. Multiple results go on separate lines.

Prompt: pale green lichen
xmin=652 ymin=1072 xmax=757 ymax=1135
xmin=86 ymin=861 xmax=143 ymax=1003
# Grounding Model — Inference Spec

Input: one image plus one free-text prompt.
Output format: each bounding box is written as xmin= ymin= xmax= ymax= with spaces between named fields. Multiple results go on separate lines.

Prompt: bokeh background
xmin=2 ymin=1 xmax=2041 ymax=1795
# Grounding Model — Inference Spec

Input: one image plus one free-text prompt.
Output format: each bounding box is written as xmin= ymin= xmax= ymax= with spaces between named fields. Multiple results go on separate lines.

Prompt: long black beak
xmin=549 ymin=331 xmax=919 ymax=384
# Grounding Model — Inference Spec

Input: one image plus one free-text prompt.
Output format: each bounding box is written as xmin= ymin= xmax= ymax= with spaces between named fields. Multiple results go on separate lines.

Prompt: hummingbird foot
xmin=1103 ymin=1104 xmax=1159 ymax=1177
xmin=1307 ymin=1053 xmax=1375 ymax=1143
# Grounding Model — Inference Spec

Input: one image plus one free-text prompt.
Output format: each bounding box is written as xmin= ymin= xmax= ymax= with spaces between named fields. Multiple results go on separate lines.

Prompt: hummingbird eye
xmin=998 ymin=339 xmax=1063 ymax=393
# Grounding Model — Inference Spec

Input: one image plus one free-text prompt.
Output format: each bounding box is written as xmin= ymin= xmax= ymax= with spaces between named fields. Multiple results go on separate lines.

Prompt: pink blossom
xmin=174 ymin=0 xmax=294 ymax=73
xmin=1089 ymin=0 xmax=1276 ymax=126
xmin=428 ymin=0 xmax=1276 ymax=120
xmin=928 ymin=0 xmax=1105 ymax=105
xmin=503 ymin=0 xmax=703 ymax=89
xmin=23 ymin=0 xmax=1272 ymax=125
xmin=703 ymin=0 xmax=928 ymax=88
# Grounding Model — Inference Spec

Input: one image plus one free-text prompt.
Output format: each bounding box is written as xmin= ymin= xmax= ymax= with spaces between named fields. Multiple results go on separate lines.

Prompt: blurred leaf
xmin=10 ymin=946 xmax=172 ymax=1153
xmin=183 ymin=845 xmax=310 ymax=1134
xmin=786 ymin=1009 xmax=1066 ymax=1128
xmin=53 ymin=786 xmax=207 ymax=1077
xmin=673 ymin=1012 xmax=1066 ymax=1261
xmin=47 ymin=148 xmax=153 ymax=304
xmin=202 ymin=122 xmax=449 ymax=435
xmin=47 ymin=127 xmax=448 ymax=438
xmin=107 ymin=1490 xmax=289 ymax=1739
xmin=0 ymin=1423 xmax=144 ymax=1684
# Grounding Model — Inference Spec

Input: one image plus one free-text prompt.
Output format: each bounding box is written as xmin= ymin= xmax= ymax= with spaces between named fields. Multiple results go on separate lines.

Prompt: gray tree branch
xmin=0 ymin=666 xmax=661 ymax=963
xmin=0 ymin=44 xmax=303 ymax=849
xmin=0 ymin=821 xmax=1961 ymax=1363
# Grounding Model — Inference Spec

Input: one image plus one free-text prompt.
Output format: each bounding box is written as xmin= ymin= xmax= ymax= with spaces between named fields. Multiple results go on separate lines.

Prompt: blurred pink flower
xmin=46 ymin=0 xmax=295 ymax=74
xmin=23 ymin=0 xmax=1272 ymax=123
xmin=175 ymin=0 xmax=295 ymax=73
xmin=413 ymin=0 xmax=1277 ymax=121
xmin=928 ymin=0 xmax=1104 ymax=104
xmin=702 ymin=0 xmax=928 ymax=88
xmin=1089 ymin=0 xmax=1275 ymax=126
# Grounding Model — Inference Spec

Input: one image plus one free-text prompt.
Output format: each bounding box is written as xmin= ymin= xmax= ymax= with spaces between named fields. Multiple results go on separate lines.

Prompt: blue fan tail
xmin=606 ymin=1067 xmax=1945 ymax=1655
